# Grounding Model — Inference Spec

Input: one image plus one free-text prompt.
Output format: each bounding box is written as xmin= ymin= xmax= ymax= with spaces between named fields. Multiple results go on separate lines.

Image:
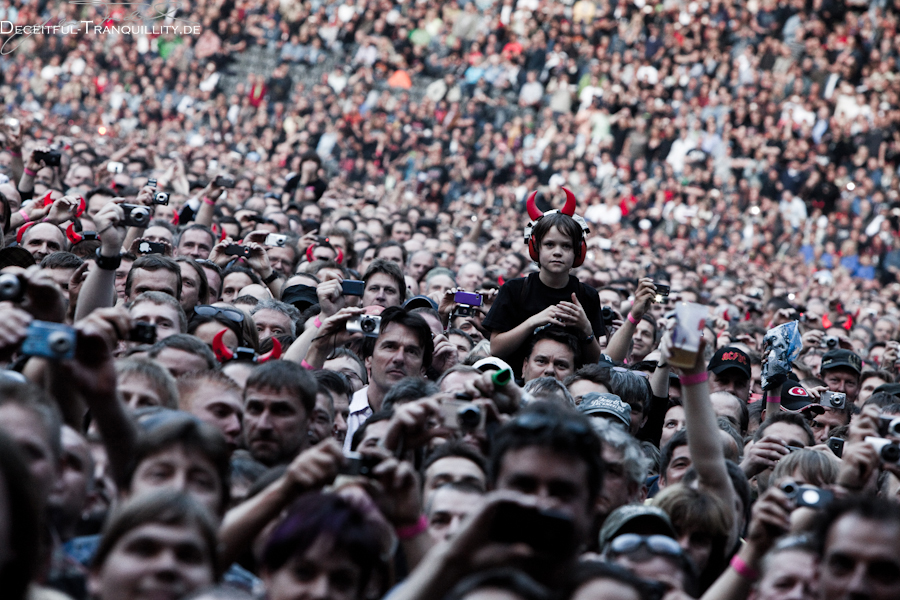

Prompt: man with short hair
xmin=177 ymin=371 xmax=244 ymax=452
xmin=243 ymin=361 xmax=317 ymax=466
xmin=128 ymin=291 xmax=187 ymax=340
xmin=457 ymin=262 xmax=485 ymax=291
xmin=175 ymin=224 xmax=215 ymax=260
xmin=390 ymin=220 xmax=413 ymax=243
xmin=821 ymin=348 xmax=862 ymax=406
xmin=592 ymin=419 xmax=649 ymax=525
xmin=125 ymin=255 xmax=182 ymax=301
xmin=40 ymin=251 xmax=84 ymax=293
xmin=815 ymin=496 xmax=900 ymax=600
xmin=426 ymin=482 xmax=484 ymax=543
xmin=21 ymin=222 xmax=68 ymax=262
xmin=147 ymin=334 xmax=217 ymax=377
xmin=407 ymin=249 xmax=436 ymax=283
xmin=708 ymin=346 xmax=752 ymax=403
xmin=362 ymin=258 xmax=406 ymax=308
xmin=522 ymin=326 xmax=579 ymax=383
xmin=422 ymin=441 xmax=488 ymax=502
xmin=250 ymin=299 xmax=299 ymax=342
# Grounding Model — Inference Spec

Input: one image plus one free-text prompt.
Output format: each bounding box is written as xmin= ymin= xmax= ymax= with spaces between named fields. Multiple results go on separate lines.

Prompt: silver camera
xmin=347 ymin=315 xmax=381 ymax=338
xmin=866 ymin=436 xmax=900 ymax=463
xmin=820 ymin=391 xmax=846 ymax=410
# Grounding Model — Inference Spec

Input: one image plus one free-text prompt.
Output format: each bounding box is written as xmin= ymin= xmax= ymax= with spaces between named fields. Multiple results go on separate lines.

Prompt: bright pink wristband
xmin=202 ymin=197 xmax=215 ymax=206
xmin=627 ymin=312 xmax=639 ymax=325
xmin=313 ymin=316 xmax=323 ymax=328
xmin=396 ymin=515 xmax=428 ymax=540
xmin=18 ymin=209 xmax=29 ymax=222
xmin=23 ymin=167 xmax=36 ymax=177
xmin=766 ymin=395 xmax=782 ymax=403
xmin=730 ymin=555 xmax=759 ymax=581
xmin=300 ymin=360 xmax=318 ymax=371
xmin=679 ymin=371 xmax=708 ymax=386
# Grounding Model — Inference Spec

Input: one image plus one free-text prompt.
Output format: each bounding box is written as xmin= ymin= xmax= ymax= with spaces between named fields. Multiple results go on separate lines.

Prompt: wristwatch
xmin=262 ymin=271 xmax=280 ymax=285
xmin=582 ymin=333 xmax=595 ymax=344
xmin=95 ymin=248 xmax=122 ymax=270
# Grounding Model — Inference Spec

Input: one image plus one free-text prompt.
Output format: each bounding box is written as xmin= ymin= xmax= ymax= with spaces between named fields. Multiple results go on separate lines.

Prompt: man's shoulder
xmin=349 ymin=386 xmax=371 ymax=413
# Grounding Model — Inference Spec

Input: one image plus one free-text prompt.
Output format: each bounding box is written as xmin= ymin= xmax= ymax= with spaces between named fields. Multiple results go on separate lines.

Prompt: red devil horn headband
xmin=257 ymin=338 xmax=282 ymax=363
xmin=16 ymin=221 xmax=36 ymax=244
xmin=66 ymin=223 xmax=82 ymax=244
xmin=212 ymin=329 xmax=234 ymax=362
xmin=526 ymin=187 xmax=578 ymax=222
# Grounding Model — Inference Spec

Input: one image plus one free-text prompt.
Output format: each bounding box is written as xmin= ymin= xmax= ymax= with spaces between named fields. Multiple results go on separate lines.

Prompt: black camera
xmin=21 ymin=321 xmax=76 ymax=360
xmin=33 ymin=149 xmax=61 ymax=167
xmin=779 ymin=481 xmax=834 ymax=509
xmin=224 ymin=245 xmax=252 ymax=258
xmin=489 ymin=501 xmax=576 ymax=556
xmin=653 ymin=283 xmax=670 ymax=304
xmin=137 ymin=241 xmax=165 ymax=255
xmin=214 ymin=175 xmax=236 ymax=189
xmin=0 ymin=273 xmax=26 ymax=303
xmin=121 ymin=204 xmax=151 ymax=228
xmin=457 ymin=402 xmax=482 ymax=429
xmin=339 ymin=452 xmax=381 ymax=477
xmin=129 ymin=322 xmax=157 ymax=344
xmin=347 ymin=315 xmax=381 ymax=337
xmin=153 ymin=191 xmax=169 ymax=206
xmin=827 ymin=437 xmax=845 ymax=458
xmin=601 ymin=306 xmax=615 ymax=326
xmin=821 ymin=336 xmax=839 ymax=349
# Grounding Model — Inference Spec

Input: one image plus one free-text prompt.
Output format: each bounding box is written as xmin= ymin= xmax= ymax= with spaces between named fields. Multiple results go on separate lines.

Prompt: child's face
xmin=538 ymin=225 xmax=576 ymax=273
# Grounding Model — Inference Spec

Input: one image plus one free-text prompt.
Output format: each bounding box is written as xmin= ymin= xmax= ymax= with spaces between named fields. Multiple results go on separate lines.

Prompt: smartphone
xmin=341 ymin=280 xmax=365 ymax=296
xmin=107 ymin=161 xmax=124 ymax=174
xmin=224 ymin=245 xmax=252 ymax=258
xmin=489 ymin=501 xmax=575 ymax=556
xmin=454 ymin=291 xmax=483 ymax=307
xmin=214 ymin=175 xmax=235 ymax=189
xmin=265 ymin=234 xmax=287 ymax=247
xmin=137 ymin=241 xmax=166 ymax=255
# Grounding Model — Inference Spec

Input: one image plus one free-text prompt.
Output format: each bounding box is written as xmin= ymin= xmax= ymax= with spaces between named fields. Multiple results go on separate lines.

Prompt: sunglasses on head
xmin=607 ymin=534 xmax=683 ymax=558
xmin=194 ymin=305 xmax=244 ymax=323
xmin=510 ymin=411 xmax=594 ymax=441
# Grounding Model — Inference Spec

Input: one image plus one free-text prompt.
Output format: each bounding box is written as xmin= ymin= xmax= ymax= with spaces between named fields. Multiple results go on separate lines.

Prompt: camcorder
xmin=21 ymin=321 xmax=76 ymax=360
xmin=347 ymin=315 xmax=381 ymax=337
xmin=820 ymin=391 xmax=847 ymax=410
xmin=121 ymin=204 xmax=151 ymax=228
xmin=866 ymin=436 xmax=900 ymax=463
xmin=453 ymin=291 xmax=483 ymax=317
xmin=0 ymin=273 xmax=26 ymax=303
xmin=779 ymin=481 xmax=834 ymax=509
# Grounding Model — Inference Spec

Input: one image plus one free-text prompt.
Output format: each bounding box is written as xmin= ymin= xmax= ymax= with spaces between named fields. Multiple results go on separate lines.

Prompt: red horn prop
xmin=16 ymin=221 xmax=36 ymax=244
xmin=212 ymin=329 xmax=234 ymax=362
xmin=306 ymin=244 xmax=316 ymax=262
xmin=561 ymin=187 xmax=577 ymax=216
xmin=74 ymin=196 xmax=86 ymax=218
xmin=42 ymin=191 xmax=54 ymax=206
xmin=256 ymin=337 xmax=282 ymax=363
xmin=336 ymin=248 xmax=344 ymax=264
xmin=220 ymin=228 xmax=226 ymax=242
xmin=526 ymin=191 xmax=543 ymax=221
xmin=171 ymin=211 xmax=180 ymax=226
xmin=66 ymin=223 xmax=82 ymax=244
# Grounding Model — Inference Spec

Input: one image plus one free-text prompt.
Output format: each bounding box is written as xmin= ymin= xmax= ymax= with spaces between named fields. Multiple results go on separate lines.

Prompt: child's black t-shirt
xmin=482 ymin=272 xmax=605 ymax=374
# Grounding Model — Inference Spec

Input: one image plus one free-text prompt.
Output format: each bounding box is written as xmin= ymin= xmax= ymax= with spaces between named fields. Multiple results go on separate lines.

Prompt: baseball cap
xmin=707 ymin=346 xmax=751 ymax=379
xmin=473 ymin=356 xmax=512 ymax=373
xmin=780 ymin=380 xmax=825 ymax=415
xmin=820 ymin=349 xmax=862 ymax=375
xmin=0 ymin=247 xmax=35 ymax=270
xmin=281 ymin=284 xmax=319 ymax=311
xmin=872 ymin=383 xmax=900 ymax=398
xmin=403 ymin=295 xmax=438 ymax=311
xmin=578 ymin=392 xmax=631 ymax=429
xmin=598 ymin=505 xmax=677 ymax=550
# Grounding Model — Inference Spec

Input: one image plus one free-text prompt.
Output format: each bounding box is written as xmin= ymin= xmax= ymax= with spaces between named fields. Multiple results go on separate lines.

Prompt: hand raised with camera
xmin=740 ymin=435 xmax=790 ymax=478
xmin=381 ymin=395 xmax=445 ymax=452
xmin=94 ymin=199 xmax=127 ymax=254
xmin=26 ymin=145 xmax=52 ymax=171
xmin=369 ymin=453 xmax=423 ymax=528
xmin=882 ymin=341 xmax=899 ymax=371
xmin=244 ymin=241 xmax=273 ymax=280
xmin=465 ymin=370 xmax=522 ymax=414
xmin=836 ymin=441 xmax=880 ymax=493
xmin=282 ymin=438 xmax=344 ymax=495
xmin=45 ymin=195 xmax=81 ymax=225
xmin=67 ymin=307 xmax=132 ymax=396
xmin=207 ymin=236 xmax=237 ymax=268
xmin=134 ymin=184 xmax=156 ymax=207
xmin=848 ymin=405 xmax=880 ymax=444
xmin=431 ymin=333 xmax=458 ymax=375
xmin=744 ymin=486 xmax=792 ymax=553
xmin=629 ymin=277 xmax=657 ymax=321
xmin=0 ymin=304 xmax=32 ymax=361
xmin=800 ymin=329 xmax=824 ymax=350
xmin=317 ymin=278 xmax=346 ymax=318
xmin=20 ymin=266 xmax=67 ymax=323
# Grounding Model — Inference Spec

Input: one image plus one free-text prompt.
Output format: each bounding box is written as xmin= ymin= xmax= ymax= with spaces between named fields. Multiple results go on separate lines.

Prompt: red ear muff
xmin=16 ymin=221 xmax=36 ymax=244
xmin=66 ymin=223 xmax=82 ymax=244
xmin=212 ymin=329 xmax=234 ymax=362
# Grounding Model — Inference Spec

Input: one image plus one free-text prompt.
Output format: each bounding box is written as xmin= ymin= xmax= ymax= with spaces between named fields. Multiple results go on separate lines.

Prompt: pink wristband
xmin=627 ymin=312 xmax=639 ymax=325
xmin=18 ymin=209 xmax=29 ymax=222
xmin=730 ymin=555 xmax=759 ymax=581
xmin=313 ymin=316 xmax=323 ymax=329
xmin=300 ymin=360 xmax=317 ymax=371
xmin=202 ymin=197 xmax=215 ymax=206
xmin=679 ymin=371 xmax=708 ymax=386
xmin=766 ymin=395 xmax=782 ymax=403
xmin=8 ymin=150 xmax=20 ymax=156
xmin=396 ymin=515 xmax=428 ymax=541
xmin=23 ymin=167 xmax=36 ymax=177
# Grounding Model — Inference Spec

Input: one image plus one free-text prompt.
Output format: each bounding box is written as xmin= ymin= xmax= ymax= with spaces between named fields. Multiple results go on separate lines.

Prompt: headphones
xmin=524 ymin=187 xmax=590 ymax=268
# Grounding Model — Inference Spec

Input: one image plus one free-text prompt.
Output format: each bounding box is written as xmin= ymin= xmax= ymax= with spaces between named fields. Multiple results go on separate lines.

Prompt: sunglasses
xmin=509 ymin=411 xmax=594 ymax=441
xmin=607 ymin=534 xmax=683 ymax=558
xmin=612 ymin=366 xmax=650 ymax=379
xmin=194 ymin=305 xmax=244 ymax=323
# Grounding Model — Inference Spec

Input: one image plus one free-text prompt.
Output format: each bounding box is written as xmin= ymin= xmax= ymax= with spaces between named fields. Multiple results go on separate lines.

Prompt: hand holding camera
xmin=431 ymin=333 xmax=459 ymax=375
xmin=381 ymin=396 xmax=445 ymax=452
xmin=315 ymin=278 xmax=347 ymax=318
xmin=283 ymin=438 xmax=344 ymax=495
xmin=629 ymin=277 xmax=657 ymax=321
xmin=207 ymin=237 xmax=239 ymax=268
xmin=740 ymin=434 xmax=791 ymax=478
xmin=744 ymin=486 xmax=793 ymax=552
xmin=94 ymin=199 xmax=127 ymax=254
xmin=0 ymin=305 xmax=32 ymax=361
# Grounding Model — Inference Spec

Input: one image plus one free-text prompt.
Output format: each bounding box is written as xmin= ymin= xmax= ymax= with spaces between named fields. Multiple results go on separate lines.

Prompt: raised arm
xmin=74 ymin=200 xmax=126 ymax=320
xmin=606 ymin=277 xmax=655 ymax=363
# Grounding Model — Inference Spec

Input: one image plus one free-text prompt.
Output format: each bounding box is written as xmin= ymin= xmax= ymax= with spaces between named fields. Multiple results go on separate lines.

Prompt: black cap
xmin=403 ymin=295 xmax=438 ymax=311
xmin=780 ymin=380 xmax=825 ymax=415
xmin=820 ymin=349 xmax=862 ymax=375
xmin=872 ymin=383 xmax=900 ymax=398
xmin=707 ymin=346 xmax=751 ymax=379
xmin=281 ymin=284 xmax=319 ymax=312
xmin=0 ymin=246 xmax=35 ymax=270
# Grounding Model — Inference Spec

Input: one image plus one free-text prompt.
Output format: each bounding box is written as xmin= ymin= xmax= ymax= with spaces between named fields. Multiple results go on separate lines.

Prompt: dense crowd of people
xmin=3 ymin=0 xmax=900 ymax=599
